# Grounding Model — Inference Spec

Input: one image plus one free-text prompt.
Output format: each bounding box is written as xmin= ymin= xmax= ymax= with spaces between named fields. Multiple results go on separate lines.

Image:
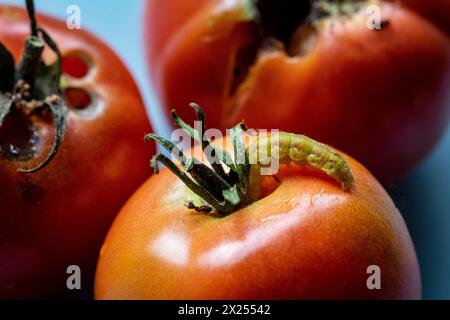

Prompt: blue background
xmin=2 ymin=0 xmax=449 ymax=299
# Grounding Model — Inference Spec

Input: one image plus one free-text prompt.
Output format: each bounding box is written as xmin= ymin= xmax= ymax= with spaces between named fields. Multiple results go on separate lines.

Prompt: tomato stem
xmin=25 ymin=0 xmax=38 ymax=37
xmin=15 ymin=36 xmax=44 ymax=91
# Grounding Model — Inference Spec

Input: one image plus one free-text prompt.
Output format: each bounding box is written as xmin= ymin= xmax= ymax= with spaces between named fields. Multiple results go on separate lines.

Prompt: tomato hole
xmin=255 ymin=0 xmax=311 ymax=49
xmin=229 ymin=1 xmax=311 ymax=96
xmin=64 ymin=87 xmax=92 ymax=110
xmin=62 ymin=55 xmax=89 ymax=79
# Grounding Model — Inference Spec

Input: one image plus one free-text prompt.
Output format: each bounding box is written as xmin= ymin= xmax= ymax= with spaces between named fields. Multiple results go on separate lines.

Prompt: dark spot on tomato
xmin=380 ymin=19 xmax=390 ymax=29
xmin=20 ymin=178 xmax=45 ymax=205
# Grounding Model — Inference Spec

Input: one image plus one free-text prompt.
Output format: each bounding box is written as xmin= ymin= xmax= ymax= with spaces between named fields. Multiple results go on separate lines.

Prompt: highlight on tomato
xmin=0 ymin=1 xmax=154 ymax=298
xmin=144 ymin=0 xmax=450 ymax=183
xmin=95 ymin=104 xmax=421 ymax=300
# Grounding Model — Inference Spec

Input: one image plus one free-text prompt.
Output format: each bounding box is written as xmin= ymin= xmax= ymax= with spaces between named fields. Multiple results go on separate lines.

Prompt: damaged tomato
xmin=0 ymin=2 xmax=153 ymax=298
xmin=145 ymin=0 xmax=450 ymax=182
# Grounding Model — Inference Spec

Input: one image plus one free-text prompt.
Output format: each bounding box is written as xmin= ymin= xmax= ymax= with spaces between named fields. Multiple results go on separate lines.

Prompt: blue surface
xmin=1 ymin=0 xmax=449 ymax=299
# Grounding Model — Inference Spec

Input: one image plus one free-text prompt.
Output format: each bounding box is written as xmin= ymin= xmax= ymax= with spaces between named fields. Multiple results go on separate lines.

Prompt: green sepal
xmin=18 ymin=99 xmax=67 ymax=173
xmin=172 ymin=105 xmax=238 ymax=175
xmin=33 ymin=59 xmax=61 ymax=100
xmin=147 ymin=105 xmax=250 ymax=216
xmin=144 ymin=133 xmax=187 ymax=165
xmin=230 ymin=123 xmax=250 ymax=194
xmin=0 ymin=42 xmax=15 ymax=93
xmin=0 ymin=94 xmax=12 ymax=126
xmin=222 ymin=185 xmax=241 ymax=206
xmin=32 ymin=27 xmax=62 ymax=100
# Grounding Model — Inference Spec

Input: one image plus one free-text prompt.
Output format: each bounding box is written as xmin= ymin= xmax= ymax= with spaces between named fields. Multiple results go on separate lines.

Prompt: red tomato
xmin=393 ymin=0 xmax=450 ymax=35
xmin=144 ymin=0 xmax=450 ymax=183
xmin=95 ymin=133 xmax=420 ymax=299
xmin=0 ymin=5 xmax=154 ymax=298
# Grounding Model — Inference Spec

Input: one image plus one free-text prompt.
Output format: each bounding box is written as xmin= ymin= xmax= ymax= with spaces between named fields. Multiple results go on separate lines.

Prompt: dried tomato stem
xmin=15 ymin=36 xmax=44 ymax=90
xmin=310 ymin=0 xmax=369 ymax=19
xmin=26 ymin=0 xmax=38 ymax=36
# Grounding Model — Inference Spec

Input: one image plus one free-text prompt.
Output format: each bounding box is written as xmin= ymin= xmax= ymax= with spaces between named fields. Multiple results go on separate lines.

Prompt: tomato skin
xmin=394 ymin=0 xmax=450 ymax=36
xmin=0 ymin=7 xmax=154 ymax=298
xmin=95 ymin=137 xmax=420 ymax=300
xmin=145 ymin=0 xmax=450 ymax=182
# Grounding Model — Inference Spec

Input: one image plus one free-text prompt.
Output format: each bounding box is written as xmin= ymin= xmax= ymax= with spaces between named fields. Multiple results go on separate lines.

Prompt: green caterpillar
xmin=247 ymin=132 xmax=355 ymax=195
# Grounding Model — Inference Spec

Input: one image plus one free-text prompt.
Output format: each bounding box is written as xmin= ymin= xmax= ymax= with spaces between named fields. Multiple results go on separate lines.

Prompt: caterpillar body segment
xmin=247 ymin=132 xmax=355 ymax=197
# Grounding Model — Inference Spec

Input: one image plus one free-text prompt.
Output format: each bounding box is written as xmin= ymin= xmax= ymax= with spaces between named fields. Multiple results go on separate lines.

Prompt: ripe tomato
xmin=95 ymin=107 xmax=420 ymax=299
xmin=394 ymin=0 xmax=450 ymax=35
xmin=0 ymin=5 xmax=154 ymax=298
xmin=144 ymin=0 xmax=450 ymax=183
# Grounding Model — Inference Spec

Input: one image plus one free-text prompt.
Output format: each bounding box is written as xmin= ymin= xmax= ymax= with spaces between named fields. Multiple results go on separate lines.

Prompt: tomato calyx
xmin=310 ymin=0 xmax=369 ymax=19
xmin=250 ymin=0 xmax=373 ymax=47
xmin=145 ymin=103 xmax=247 ymax=216
xmin=145 ymin=104 xmax=354 ymax=217
xmin=0 ymin=0 xmax=67 ymax=173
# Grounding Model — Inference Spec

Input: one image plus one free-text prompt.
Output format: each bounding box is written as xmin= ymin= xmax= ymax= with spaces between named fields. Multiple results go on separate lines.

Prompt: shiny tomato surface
xmin=95 ymin=137 xmax=421 ymax=300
